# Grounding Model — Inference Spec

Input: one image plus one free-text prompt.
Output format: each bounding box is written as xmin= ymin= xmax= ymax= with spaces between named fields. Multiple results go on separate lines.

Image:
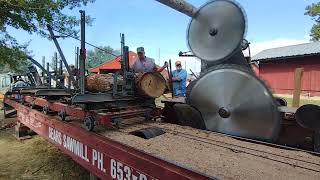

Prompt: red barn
xmin=252 ymin=42 xmax=320 ymax=96
xmin=89 ymin=51 xmax=138 ymax=74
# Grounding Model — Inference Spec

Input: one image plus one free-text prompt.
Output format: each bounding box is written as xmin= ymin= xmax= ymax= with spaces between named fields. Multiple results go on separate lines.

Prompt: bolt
xmin=218 ymin=107 xmax=230 ymax=118
xmin=209 ymin=28 xmax=218 ymax=36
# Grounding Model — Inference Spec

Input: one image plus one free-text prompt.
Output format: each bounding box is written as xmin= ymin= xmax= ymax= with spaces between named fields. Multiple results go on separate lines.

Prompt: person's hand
xmin=163 ymin=61 xmax=168 ymax=68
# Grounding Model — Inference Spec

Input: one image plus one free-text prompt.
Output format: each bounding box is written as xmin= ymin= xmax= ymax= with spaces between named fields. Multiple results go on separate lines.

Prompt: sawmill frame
xmin=4 ymin=97 xmax=211 ymax=180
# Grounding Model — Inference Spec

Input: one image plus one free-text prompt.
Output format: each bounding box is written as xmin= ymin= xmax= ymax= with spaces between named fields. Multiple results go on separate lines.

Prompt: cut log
xmin=135 ymin=72 xmax=167 ymax=98
xmin=86 ymin=74 xmax=114 ymax=92
xmin=86 ymin=72 xmax=167 ymax=98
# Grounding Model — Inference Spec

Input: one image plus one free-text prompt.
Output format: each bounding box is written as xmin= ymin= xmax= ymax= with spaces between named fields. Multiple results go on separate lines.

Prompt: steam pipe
xmin=154 ymin=0 xmax=197 ymax=17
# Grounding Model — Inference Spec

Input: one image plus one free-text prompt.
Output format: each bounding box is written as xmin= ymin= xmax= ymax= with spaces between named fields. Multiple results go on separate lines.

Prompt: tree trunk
xmin=135 ymin=72 xmax=167 ymax=98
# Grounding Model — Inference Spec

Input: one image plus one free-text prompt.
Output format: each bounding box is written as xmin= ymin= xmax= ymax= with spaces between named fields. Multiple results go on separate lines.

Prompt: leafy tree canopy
xmin=305 ymin=2 xmax=320 ymax=40
xmin=86 ymin=46 xmax=120 ymax=69
xmin=0 ymin=0 xmax=95 ymax=72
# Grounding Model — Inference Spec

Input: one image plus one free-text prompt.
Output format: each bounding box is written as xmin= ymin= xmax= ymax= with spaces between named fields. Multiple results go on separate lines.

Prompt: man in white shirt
xmin=132 ymin=47 xmax=167 ymax=73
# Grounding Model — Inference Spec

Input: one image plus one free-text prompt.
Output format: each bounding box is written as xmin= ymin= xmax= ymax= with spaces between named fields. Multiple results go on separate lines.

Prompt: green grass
xmin=279 ymin=97 xmax=320 ymax=107
xmin=0 ymin=114 xmax=89 ymax=180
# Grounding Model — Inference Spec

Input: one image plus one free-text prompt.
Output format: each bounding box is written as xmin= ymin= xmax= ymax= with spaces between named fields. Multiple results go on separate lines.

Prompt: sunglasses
xmin=176 ymin=64 xmax=181 ymax=67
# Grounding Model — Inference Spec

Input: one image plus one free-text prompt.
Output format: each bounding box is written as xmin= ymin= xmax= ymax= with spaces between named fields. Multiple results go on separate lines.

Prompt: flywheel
xmin=187 ymin=64 xmax=281 ymax=142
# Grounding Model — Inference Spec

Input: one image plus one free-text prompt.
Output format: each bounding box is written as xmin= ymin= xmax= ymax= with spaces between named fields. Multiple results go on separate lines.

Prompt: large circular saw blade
xmin=187 ymin=64 xmax=281 ymax=142
xmin=187 ymin=0 xmax=247 ymax=62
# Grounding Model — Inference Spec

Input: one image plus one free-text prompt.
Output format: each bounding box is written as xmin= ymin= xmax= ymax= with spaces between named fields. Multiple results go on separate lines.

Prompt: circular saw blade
xmin=187 ymin=0 xmax=247 ymax=62
xmin=187 ymin=64 xmax=281 ymax=142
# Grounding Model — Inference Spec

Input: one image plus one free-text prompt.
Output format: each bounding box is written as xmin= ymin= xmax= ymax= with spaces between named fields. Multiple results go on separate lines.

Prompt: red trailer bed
xmin=4 ymin=98 xmax=320 ymax=180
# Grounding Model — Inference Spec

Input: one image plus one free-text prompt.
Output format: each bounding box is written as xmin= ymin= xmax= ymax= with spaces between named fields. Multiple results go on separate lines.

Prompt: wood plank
xmin=292 ymin=68 xmax=304 ymax=107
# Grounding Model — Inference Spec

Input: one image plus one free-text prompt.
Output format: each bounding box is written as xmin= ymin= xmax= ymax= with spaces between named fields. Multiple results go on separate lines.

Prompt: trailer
xmin=4 ymin=97 xmax=320 ymax=180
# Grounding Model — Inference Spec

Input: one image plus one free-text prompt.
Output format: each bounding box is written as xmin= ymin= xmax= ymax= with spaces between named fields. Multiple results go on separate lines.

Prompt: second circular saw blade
xmin=187 ymin=64 xmax=281 ymax=142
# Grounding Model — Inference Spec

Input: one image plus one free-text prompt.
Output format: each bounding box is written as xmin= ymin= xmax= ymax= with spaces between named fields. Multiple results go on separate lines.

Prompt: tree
xmin=0 ymin=0 xmax=95 ymax=71
xmin=305 ymin=2 xmax=320 ymax=40
xmin=86 ymin=46 xmax=120 ymax=69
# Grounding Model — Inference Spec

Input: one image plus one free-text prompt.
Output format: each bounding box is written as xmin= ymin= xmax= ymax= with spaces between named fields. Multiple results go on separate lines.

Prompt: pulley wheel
xmin=187 ymin=0 xmax=246 ymax=62
xmin=187 ymin=64 xmax=281 ymax=141
xmin=295 ymin=104 xmax=320 ymax=130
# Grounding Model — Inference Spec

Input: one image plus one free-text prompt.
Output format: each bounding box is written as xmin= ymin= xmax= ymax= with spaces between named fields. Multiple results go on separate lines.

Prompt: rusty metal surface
xmin=5 ymin=98 xmax=211 ymax=180
xmin=35 ymin=89 xmax=71 ymax=97
xmin=23 ymin=96 xmax=158 ymax=126
xmin=276 ymin=118 xmax=315 ymax=151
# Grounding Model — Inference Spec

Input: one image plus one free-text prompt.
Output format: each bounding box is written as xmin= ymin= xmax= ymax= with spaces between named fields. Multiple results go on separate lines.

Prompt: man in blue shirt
xmin=172 ymin=61 xmax=187 ymax=97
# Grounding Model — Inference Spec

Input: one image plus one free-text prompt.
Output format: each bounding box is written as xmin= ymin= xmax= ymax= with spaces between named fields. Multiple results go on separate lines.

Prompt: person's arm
xmin=172 ymin=70 xmax=187 ymax=82
xmin=156 ymin=62 xmax=168 ymax=72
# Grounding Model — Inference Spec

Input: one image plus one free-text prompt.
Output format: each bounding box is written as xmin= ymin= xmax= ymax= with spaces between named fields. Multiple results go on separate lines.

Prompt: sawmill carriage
xmin=3 ymin=0 xmax=320 ymax=179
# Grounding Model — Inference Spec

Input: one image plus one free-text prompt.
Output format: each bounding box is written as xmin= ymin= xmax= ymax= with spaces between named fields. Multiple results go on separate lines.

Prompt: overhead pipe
xmin=154 ymin=0 xmax=197 ymax=17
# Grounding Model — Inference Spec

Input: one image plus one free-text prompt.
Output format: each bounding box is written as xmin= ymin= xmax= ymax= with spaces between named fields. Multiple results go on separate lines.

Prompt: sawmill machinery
xmin=4 ymin=9 xmax=167 ymax=131
xmin=158 ymin=0 xmax=320 ymax=151
xmin=156 ymin=0 xmax=281 ymax=142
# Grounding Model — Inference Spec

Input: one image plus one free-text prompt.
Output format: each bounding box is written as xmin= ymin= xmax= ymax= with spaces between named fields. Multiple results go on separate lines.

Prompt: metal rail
xmin=4 ymin=98 xmax=210 ymax=180
xmin=23 ymin=96 xmax=155 ymax=126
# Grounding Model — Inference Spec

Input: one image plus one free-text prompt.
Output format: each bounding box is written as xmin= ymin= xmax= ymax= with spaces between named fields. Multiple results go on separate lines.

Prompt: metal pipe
xmin=79 ymin=10 xmax=86 ymax=94
xmin=120 ymin=33 xmax=124 ymax=71
xmin=75 ymin=47 xmax=79 ymax=77
xmin=154 ymin=0 xmax=197 ymax=17
xmin=54 ymin=52 xmax=58 ymax=80
xmin=59 ymin=58 xmax=64 ymax=86
xmin=42 ymin=56 xmax=45 ymax=78
xmin=27 ymin=56 xmax=66 ymax=88
xmin=47 ymin=62 xmax=51 ymax=88
xmin=47 ymin=25 xmax=75 ymax=83
xmin=168 ymin=59 xmax=174 ymax=98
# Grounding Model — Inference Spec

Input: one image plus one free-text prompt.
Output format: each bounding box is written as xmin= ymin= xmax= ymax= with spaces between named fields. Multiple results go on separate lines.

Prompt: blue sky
xmin=9 ymin=0 xmax=319 ymax=72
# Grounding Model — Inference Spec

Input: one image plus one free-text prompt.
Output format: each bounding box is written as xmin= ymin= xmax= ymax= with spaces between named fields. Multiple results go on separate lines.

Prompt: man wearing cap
xmin=171 ymin=61 xmax=187 ymax=97
xmin=132 ymin=47 xmax=167 ymax=73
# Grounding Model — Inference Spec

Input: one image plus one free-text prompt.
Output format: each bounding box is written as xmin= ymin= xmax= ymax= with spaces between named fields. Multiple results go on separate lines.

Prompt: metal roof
xmin=252 ymin=42 xmax=320 ymax=61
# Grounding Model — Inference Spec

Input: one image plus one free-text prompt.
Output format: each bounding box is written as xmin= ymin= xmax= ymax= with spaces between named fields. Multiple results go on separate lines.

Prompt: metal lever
xmin=154 ymin=0 xmax=197 ymax=17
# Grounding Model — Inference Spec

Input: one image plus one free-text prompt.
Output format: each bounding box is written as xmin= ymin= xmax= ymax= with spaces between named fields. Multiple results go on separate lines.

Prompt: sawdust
xmin=99 ymin=119 xmax=320 ymax=180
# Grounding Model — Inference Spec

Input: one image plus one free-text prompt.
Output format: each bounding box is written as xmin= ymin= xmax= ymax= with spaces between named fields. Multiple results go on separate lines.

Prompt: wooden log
xmin=135 ymin=72 xmax=167 ymax=98
xmin=86 ymin=72 xmax=167 ymax=98
xmin=86 ymin=74 xmax=114 ymax=92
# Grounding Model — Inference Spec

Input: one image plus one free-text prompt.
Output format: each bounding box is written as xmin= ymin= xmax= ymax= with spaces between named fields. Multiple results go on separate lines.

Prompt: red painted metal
xmin=5 ymin=98 xmax=211 ymax=180
xmin=23 ymin=96 xmax=157 ymax=126
xmin=89 ymin=51 xmax=137 ymax=73
xmin=258 ymin=56 xmax=320 ymax=96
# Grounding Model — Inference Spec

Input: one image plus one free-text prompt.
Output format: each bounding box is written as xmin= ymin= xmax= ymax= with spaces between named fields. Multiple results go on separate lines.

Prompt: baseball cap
xmin=137 ymin=47 xmax=144 ymax=53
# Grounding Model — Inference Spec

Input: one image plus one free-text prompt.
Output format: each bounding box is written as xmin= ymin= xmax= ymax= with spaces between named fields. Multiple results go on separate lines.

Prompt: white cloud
xmin=245 ymin=38 xmax=308 ymax=57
